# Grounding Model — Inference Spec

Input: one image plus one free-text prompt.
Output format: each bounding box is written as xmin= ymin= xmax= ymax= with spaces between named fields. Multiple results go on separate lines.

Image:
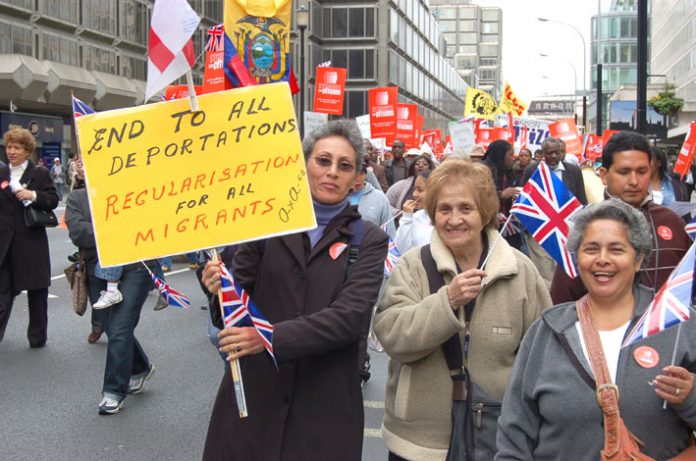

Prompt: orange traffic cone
xmin=58 ymin=212 xmax=67 ymax=229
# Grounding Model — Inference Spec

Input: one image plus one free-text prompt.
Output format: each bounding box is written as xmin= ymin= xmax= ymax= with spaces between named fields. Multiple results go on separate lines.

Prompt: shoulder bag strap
xmin=576 ymin=295 xmax=626 ymax=458
xmin=420 ymin=245 xmax=466 ymax=398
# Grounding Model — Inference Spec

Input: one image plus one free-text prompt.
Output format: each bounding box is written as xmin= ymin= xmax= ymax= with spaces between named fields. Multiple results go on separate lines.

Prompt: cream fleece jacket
xmin=374 ymin=228 xmax=552 ymax=460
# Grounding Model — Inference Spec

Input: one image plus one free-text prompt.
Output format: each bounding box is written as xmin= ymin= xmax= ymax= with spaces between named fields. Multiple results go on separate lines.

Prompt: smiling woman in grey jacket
xmin=496 ymin=200 xmax=696 ymax=460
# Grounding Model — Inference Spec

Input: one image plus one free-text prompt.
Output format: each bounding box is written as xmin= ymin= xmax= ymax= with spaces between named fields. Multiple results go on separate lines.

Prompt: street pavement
xmin=0 ymin=207 xmax=389 ymax=461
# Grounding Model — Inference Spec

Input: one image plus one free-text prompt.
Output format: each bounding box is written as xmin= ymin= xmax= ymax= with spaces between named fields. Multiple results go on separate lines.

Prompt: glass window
xmin=348 ymin=49 xmax=364 ymax=78
xmin=459 ymin=32 xmax=478 ymax=44
xmin=346 ymin=90 xmax=366 ymax=118
xmin=120 ymin=0 xmax=149 ymax=44
xmin=0 ymin=21 xmax=32 ymax=56
xmin=459 ymin=6 xmax=477 ymax=19
xmin=433 ymin=7 xmax=456 ymax=20
xmin=365 ymin=49 xmax=374 ymax=78
xmin=439 ymin=20 xmax=457 ymax=32
xmin=83 ymin=0 xmax=116 ymax=35
xmin=349 ymin=8 xmax=364 ymax=37
xmin=389 ymin=9 xmax=398 ymax=43
xmin=8 ymin=0 xmax=32 ymax=8
xmin=42 ymin=32 xmax=79 ymax=65
xmin=41 ymin=0 xmax=78 ymax=24
xmin=332 ymin=49 xmax=347 ymax=68
xmin=366 ymin=7 xmax=375 ymax=36
xmin=120 ymin=54 xmax=146 ymax=80
xmin=482 ymin=9 xmax=500 ymax=21
xmin=204 ymin=0 xmax=222 ymax=22
xmin=332 ymin=8 xmax=347 ymax=38
xmin=83 ymin=44 xmax=116 ymax=73
xmin=482 ymin=22 xmax=498 ymax=34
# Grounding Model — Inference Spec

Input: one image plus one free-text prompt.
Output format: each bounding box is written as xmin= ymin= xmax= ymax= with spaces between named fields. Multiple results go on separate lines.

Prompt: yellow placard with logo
xmin=76 ymin=82 xmax=315 ymax=267
xmin=464 ymin=87 xmax=499 ymax=121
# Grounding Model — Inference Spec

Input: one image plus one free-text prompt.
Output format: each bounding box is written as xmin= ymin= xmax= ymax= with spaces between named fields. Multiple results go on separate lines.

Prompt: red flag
xmin=674 ymin=121 xmax=696 ymax=179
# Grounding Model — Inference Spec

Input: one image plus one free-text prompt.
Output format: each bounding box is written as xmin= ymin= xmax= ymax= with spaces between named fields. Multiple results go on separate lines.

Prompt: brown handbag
xmin=64 ymin=255 xmax=88 ymax=316
xmin=576 ymin=296 xmax=655 ymax=461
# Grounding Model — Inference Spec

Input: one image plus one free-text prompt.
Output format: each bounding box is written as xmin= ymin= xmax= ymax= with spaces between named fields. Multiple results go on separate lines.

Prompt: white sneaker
xmin=93 ymin=289 xmax=123 ymax=309
xmin=98 ymin=396 xmax=123 ymax=415
xmin=128 ymin=365 xmax=156 ymax=395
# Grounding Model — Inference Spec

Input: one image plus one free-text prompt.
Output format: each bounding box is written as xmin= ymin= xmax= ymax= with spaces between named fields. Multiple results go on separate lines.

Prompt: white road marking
xmin=19 ymin=290 xmax=57 ymax=299
xmin=363 ymin=428 xmax=382 ymax=438
xmin=363 ymin=400 xmax=385 ymax=409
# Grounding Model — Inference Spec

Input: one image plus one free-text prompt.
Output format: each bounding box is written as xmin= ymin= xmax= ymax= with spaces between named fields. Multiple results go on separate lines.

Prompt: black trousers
xmin=0 ymin=257 xmax=49 ymax=346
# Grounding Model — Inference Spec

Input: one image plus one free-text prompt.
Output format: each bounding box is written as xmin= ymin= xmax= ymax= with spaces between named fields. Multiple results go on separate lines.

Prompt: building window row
xmin=322 ymin=6 xmax=375 ymax=39
xmin=321 ymin=48 xmax=375 ymax=79
xmin=0 ymin=21 xmax=32 ymax=56
xmin=651 ymin=16 xmax=696 ymax=72
xmin=591 ymin=42 xmax=637 ymax=65
xmin=394 ymin=0 xmax=441 ymax=51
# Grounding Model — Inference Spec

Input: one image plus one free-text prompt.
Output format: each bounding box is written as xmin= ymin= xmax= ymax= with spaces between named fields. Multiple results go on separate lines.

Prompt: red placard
xmin=422 ymin=129 xmax=443 ymax=155
xmin=202 ymin=24 xmax=232 ymax=94
xmin=163 ymin=85 xmax=203 ymax=101
xmin=476 ymin=127 xmax=507 ymax=150
xmin=674 ymin=121 xmax=696 ymax=178
xmin=584 ymin=134 xmax=602 ymax=163
xmin=396 ymin=104 xmax=418 ymax=148
xmin=415 ymin=114 xmax=424 ymax=148
xmin=369 ymin=87 xmax=398 ymax=145
xmin=313 ymin=67 xmax=347 ymax=115
xmin=548 ymin=118 xmax=583 ymax=159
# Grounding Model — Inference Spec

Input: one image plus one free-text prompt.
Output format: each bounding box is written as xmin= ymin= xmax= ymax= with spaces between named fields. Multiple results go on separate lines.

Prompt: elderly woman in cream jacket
xmin=374 ymin=159 xmax=551 ymax=461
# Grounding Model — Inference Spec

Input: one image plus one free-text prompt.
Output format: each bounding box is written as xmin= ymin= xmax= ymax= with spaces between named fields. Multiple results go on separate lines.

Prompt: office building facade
xmin=650 ymin=0 xmax=696 ymax=140
xmin=298 ymin=0 xmax=468 ymax=133
xmin=428 ymin=0 xmax=503 ymax=99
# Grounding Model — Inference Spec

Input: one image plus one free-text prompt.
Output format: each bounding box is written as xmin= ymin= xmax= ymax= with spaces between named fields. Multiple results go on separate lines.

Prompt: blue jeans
xmin=88 ymin=266 xmax=151 ymax=399
xmin=95 ymin=262 xmax=123 ymax=281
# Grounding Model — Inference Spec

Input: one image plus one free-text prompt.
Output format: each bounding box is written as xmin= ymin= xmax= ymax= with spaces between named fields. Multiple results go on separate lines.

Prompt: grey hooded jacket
xmin=496 ymin=285 xmax=696 ymax=460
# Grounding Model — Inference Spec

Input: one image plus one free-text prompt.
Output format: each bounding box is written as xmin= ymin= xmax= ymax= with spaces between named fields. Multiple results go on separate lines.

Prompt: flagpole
xmin=185 ymin=70 xmax=200 ymax=112
xmin=662 ymin=322 xmax=683 ymax=410
xmin=211 ymin=249 xmax=248 ymax=418
xmin=480 ymin=213 xmax=514 ymax=270
xmin=382 ymin=210 xmax=404 ymax=229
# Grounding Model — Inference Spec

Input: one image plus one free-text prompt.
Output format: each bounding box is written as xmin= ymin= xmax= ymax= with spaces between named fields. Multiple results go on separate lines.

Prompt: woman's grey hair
xmin=301 ymin=119 xmax=364 ymax=171
xmin=566 ymin=199 xmax=652 ymax=262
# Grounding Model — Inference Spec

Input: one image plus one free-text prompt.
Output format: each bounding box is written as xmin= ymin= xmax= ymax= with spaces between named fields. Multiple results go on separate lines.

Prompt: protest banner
xmin=511 ymin=117 xmax=550 ymax=152
xmin=498 ymin=82 xmax=528 ymax=116
xmin=415 ymin=114 xmax=424 ymax=148
xmin=476 ymin=127 xmax=507 ymax=150
xmin=313 ymin=67 xmax=346 ymax=115
xmin=396 ymin=104 xmax=418 ymax=148
xmin=448 ymin=119 xmax=475 ymax=154
xmin=464 ymin=87 xmax=498 ymax=120
xmin=674 ymin=121 xmax=696 ymax=178
xmin=76 ymin=82 xmax=315 ymax=267
xmin=368 ymin=87 xmax=398 ymax=145
xmin=303 ymin=111 xmax=328 ymax=137
xmin=549 ymin=118 xmax=583 ymax=159
xmin=355 ymin=114 xmax=371 ymax=139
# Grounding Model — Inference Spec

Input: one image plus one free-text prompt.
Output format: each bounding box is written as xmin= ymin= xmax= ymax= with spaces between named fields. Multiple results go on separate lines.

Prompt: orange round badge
xmin=0 ymin=180 xmax=8 ymax=190
xmin=633 ymin=346 xmax=659 ymax=368
xmin=329 ymin=242 xmax=348 ymax=260
xmin=657 ymin=226 xmax=673 ymax=240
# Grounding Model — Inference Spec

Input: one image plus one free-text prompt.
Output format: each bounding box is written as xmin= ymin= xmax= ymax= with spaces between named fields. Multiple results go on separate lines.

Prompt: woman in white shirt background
xmin=395 ymin=170 xmax=433 ymax=253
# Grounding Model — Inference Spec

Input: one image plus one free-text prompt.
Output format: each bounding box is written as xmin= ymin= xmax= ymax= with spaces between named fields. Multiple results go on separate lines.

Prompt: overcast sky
xmin=474 ymin=0 xmax=603 ymax=102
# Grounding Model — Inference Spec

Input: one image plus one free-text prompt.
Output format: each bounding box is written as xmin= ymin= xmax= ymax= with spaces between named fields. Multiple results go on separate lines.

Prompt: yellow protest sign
xmin=76 ymin=82 xmax=315 ymax=267
xmin=498 ymin=81 xmax=528 ymax=116
xmin=464 ymin=87 xmax=498 ymax=120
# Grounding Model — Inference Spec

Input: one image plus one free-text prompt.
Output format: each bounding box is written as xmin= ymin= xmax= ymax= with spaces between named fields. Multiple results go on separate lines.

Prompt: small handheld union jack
xmin=205 ymin=24 xmax=224 ymax=53
xmin=380 ymin=222 xmax=401 ymax=276
xmin=72 ymin=96 xmax=95 ymax=118
xmin=143 ymin=265 xmax=191 ymax=309
xmin=510 ymin=161 xmax=583 ymax=278
xmin=622 ymin=242 xmax=695 ymax=347
xmin=685 ymin=215 xmax=696 ymax=240
xmin=219 ymin=265 xmax=276 ymax=365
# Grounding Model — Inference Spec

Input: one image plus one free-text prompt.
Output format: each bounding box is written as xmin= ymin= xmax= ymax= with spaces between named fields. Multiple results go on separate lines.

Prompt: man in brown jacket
xmin=550 ymin=131 xmax=691 ymax=304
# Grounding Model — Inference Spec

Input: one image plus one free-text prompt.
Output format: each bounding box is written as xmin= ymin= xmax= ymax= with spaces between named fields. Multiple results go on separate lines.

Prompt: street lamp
xmin=538 ymin=17 xmax=587 ymax=130
xmin=540 ymin=53 xmax=577 ymax=101
xmin=296 ymin=4 xmax=309 ymax=139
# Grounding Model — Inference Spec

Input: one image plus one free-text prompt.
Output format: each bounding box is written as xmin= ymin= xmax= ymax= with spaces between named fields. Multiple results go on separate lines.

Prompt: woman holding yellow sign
xmin=201 ymin=120 xmax=388 ymax=460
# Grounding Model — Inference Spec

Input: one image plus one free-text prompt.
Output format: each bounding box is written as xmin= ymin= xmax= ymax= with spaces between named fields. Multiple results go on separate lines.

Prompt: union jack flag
xmin=72 ymin=96 xmax=95 ymax=118
xmin=510 ymin=161 xmax=583 ymax=278
xmin=498 ymin=212 xmax=523 ymax=237
xmin=144 ymin=266 xmax=191 ymax=309
xmin=219 ymin=265 xmax=276 ymax=365
xmin=685 ymin=215 xmax=696 ymax=240
xmin=622 ymin=242 xmax=695 ymax=347
xmin=205 ymin=24 xmax=224 ymax=53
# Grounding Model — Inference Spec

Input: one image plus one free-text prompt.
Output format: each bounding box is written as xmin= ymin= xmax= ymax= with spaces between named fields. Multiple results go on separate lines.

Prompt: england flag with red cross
xmin=510 ymin=161 xmax=583 ymax=278
xmin=145 ymin=0 xmax=200 ymax=100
